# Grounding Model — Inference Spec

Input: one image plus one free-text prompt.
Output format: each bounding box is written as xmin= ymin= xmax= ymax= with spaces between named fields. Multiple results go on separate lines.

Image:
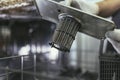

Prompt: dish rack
xmin=0 ymin=54 xmax=76 ymax=80
xmin=99 ymin=40 xmax=120 ymax=80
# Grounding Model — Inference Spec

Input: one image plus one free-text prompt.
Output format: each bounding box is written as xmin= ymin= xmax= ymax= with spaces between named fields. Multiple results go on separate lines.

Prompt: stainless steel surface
xmin=21 ymin=56 xmax=24 ymax=80
xmin=33 ymin=54 xmax=36 ymax=80
xmin=35 ymin=0 xmax=115 ymax=39
xmin=0 ymin=15 xmax=41 ymax=20
xmin=0 ymin=15 xmax=42 ymax=56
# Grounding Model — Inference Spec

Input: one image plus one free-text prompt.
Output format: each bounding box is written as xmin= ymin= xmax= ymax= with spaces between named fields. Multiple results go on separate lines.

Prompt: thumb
xmin=105 ymin=29 xmax=120 ymax=42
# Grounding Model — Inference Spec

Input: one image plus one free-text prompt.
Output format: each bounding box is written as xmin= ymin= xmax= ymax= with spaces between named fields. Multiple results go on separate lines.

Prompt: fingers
xmin=106 ymin=29 xmax=120 ymax=42
xmin=75 ymin=0 xmax=99 ymax=14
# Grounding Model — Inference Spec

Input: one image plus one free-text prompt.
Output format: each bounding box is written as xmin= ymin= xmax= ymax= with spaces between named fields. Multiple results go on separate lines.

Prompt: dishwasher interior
xmin=0 ymin=0 xmax=116 ymax=80
xmin=0 ymin=16 xmax=99 ymax=80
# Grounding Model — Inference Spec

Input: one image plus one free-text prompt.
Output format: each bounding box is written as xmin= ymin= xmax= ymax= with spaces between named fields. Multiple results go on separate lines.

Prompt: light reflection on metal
xmin=18 ymin=45 xmax=30 ymax=55
xmin=1 ymin=27 xmax=11 ymax=38
xmin=33 ymin=54 xmax=36 ymax=80
xmin=49 ymin=48 xmax=59 ymax=61
xmin=0 ymin=26 xmax=11 ymax=40
xmin=21 ymin=56 xmax=24 ymax=80
xmin=0 ymin=0 xmax=33 ymax=10
xmin=31 ymin=44 xmax=37 ymax=54
xmin=36 ymin=45 xmax=41 ymax=53
xmin=41 ymin=46 xmax=50 ymax=53
xmin=112 ymin=72 xmax=116 ymax=80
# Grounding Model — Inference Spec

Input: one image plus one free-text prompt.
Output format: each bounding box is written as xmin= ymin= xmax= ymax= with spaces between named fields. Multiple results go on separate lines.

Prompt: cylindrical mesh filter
xmin=50 ymin=13 xmax=81 ymax=52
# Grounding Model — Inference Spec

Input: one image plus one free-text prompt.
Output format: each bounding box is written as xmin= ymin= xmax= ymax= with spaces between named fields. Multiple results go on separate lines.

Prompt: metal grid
xmin=99 ymin=53 xmax=120 ymax=80
xmin=0 ymin=55 xmax=36 ymax=80
xmin=0 ymin=54 xmax=79 ymax=80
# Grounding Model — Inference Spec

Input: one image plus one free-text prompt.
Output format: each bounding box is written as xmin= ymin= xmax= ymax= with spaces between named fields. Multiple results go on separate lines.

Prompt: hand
xmin=106 ymin=29 xmax=120 ymax=54
xmin=59 ymin=0 xmax=99 ymax=15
